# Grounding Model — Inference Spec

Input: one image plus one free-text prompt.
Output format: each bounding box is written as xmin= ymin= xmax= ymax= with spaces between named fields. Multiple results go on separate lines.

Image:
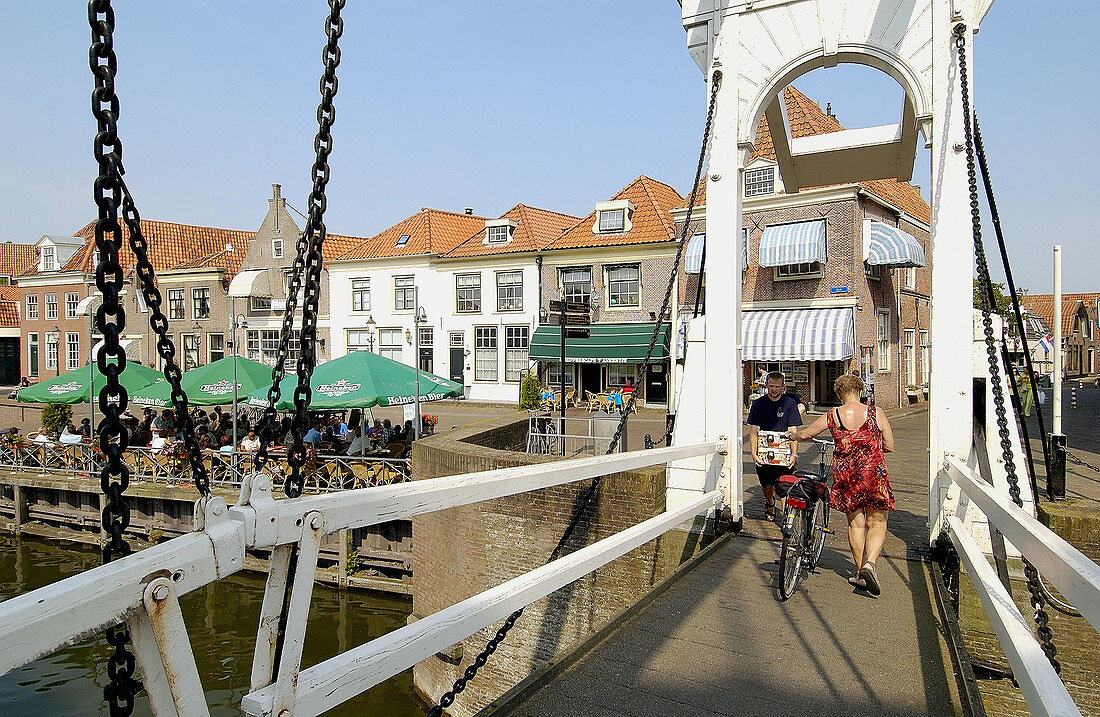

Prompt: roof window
xmin=396 ymin=234 xmax=411 ymax=247
xmin=482 ymin=218 xmax=517 ymax=246
xmin=745 ymin=167 xmax=775 ymax=197
xmin=592 ymin=200 xmax=636 ymax=235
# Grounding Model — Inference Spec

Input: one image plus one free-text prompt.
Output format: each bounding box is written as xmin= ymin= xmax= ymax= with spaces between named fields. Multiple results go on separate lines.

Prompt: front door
xmin=0 ymin=338 xmax=18 ymax=385
xmin=814 ymin=361 xmax=844 ymax=406
xmin=449 ymin=347 xmax=464 ymax=384
xmin=580 ymin=364 xmax=600 ymax=400
xmin=420 ymin=347 xmax=434 ymax=374
xmin=645 ymin=362 xmax=668 ymax=404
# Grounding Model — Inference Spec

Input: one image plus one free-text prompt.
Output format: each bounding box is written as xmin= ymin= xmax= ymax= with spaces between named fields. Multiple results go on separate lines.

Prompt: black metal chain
xmin=955 ymin=23 xmax=1059 ymax=674
xmin=427 ymin=71 xmax=723 ymax=717
xmin=1066 ymin=450 xmax=1100 ymax=475
xmin=256 ymin=0 xmax=345 ymax=499
xmin=88 ymin=1 xmax=139 ymax=712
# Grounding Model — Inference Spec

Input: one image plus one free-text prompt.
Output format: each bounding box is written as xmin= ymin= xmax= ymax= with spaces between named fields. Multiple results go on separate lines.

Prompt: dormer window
xmin=745 ymin=167 xmax=775 ymax=197
xmin=487 ymin=226 xmax=509 ymax=244
xmin=482 ymin=219 xmax=516 ymax=246
xmin=396 ymin=234 xmax=411 ymax=247
xmin=592 ymin=200 xmax=636 ymax=235
xmin=41 ymin=246 xmax=56 ymax=271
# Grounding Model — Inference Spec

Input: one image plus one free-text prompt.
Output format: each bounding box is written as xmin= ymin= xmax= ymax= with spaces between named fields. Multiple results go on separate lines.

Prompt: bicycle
xmin=776 ymin=437 xmax=834 ymax=600
xmin=525 ymin=411 xmax=559 ymax=455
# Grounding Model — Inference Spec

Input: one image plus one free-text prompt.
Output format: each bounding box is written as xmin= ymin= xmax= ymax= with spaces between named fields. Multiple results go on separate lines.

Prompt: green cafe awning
xmin=530 ymin=322 xmax=671 ymax=364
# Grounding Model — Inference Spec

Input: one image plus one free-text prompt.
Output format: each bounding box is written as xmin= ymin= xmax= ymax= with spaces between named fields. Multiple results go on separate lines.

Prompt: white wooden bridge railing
xmin=0 ymin=440 xmax=724 ymax=716
xmin=945 ymin=456 xmax=1100 ymax=717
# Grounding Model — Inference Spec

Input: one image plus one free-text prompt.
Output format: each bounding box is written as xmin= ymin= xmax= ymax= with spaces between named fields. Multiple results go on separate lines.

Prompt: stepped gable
xmin=55 ymin=219 xmax=255 ymax=276
xmin=545 ymin=175 xmax=685 ymax=250
xmin=335 ymin=208 xmax=488 ymax=260
xmin=444 ymin=204 xmax=582 ymax=258
xmin=681 ymin=86 xmax=931 ymax=224
xmin=0 ymin=242 xmax=38 ymax=278
xmin=1021 ymin=293 xmax=1100 ymax=336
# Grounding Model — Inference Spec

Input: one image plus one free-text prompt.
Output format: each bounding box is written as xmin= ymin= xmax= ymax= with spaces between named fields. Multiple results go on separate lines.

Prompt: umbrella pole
xmin=414 ymin=288 xmax=422 ymax=441
xmin=232 ymin=297 xmax=238 ymax=479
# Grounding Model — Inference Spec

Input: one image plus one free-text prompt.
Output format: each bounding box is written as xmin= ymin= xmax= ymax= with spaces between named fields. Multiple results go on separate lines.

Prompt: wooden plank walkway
xmin=515 ymin=411 xmax=964 ymax=716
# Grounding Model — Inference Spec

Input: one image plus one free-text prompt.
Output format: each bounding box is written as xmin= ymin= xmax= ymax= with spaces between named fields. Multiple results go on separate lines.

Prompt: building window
xmin=920 ymin=331 xmax=930 ymax=386
xmin=379 ymin=328 xmax=402 ymax=363
xmin=347 ymin=329 xmax=375 ymax=352
xmin=504 ymin=326 xmax=529 ymax=382
xmin=904 ymin=330 xmax=916 ymax=386
xmin=419 ymin=327 xmax=433 ymax=346
xmin=45 ymin=293 xmax=58 ymax=321
xmin=168 ymin=289 xmax=185 ymax=320
xmin=351 ymin=278 xmax=371 ymax=312
xmin=450 ymin=331 xmax=464 ymax=347
xmin=496 ymin=271 xmax=523 ymax=312
xmin=546 ymin=364 xmax=573 ymax=386
xmin=396 ymin=234 xmax=410 ymax=247
xmin=744 ymin=167 xmax=775 ymax=197
xmin=247 ymin=329 xmax=299 ymax=369
xmin=272 ymin=239 xmax=283 ymax=259
xmin=456 ymin=273 xmax=481 ymax=313
xmin=66 ymin=332 xmax=80 ymax=370
xmin=208 ymin=334 xmax=225 ymax=363
xmin=775 ymin=262 xmax=823 ymax=280
xmin=182 ymin=334 xmax=200 ymax=370
xmin=251 ymin=296 xmax=272 ymax=311
xmin=192 ymin=287 xmax=210 ymax=320
xmin=877 ymin=311 xmax=891 ymax=371
xmin=394 ymin=276 xmax=415 ymax=311
xmin=46 ymin=333 xmax=58 ymax=371
xmin=598 ymin=208 xmax=625 ymax=233
xmin=865 ymin=263 xmax=882 ymax=281
xmin=561 ymin=267 xmax=592 ymax=305
xmin=41 ymin=246 xmax=56 ymax=271
xmin=65 ymin=292 xmax=79 ymax=319
xmin=487 ymin=225 xmax=509 ymax=244
xmin=26 ymin=295 xmax=38 ymax=321
xmin=607 ymin=264 xmax=640 ymax=307
xmin=606 ymin=364 xmax=636 ymax=388
xmin=28 ymin=333 xmax=39 ymax=377
xmin=475 ymin=327 xmax=498 ymax=381
xmin=904 ymin=267 xmax=916 ymax=290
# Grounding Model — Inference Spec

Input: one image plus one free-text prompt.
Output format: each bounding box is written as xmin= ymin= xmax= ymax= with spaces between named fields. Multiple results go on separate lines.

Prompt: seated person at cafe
xmin=346 ymin=426 xmax=365 ymax=456
xmin=150 ymin=430 xmax=169 ymax=452
xmin=79 ymin=418 xmax=92 ymax=439
xmin=303 ymin=420 xmax=324 ymax=446
xmin=33 ymin=425 xmax=53 ymax=443
xmin=332 ymin=415 xmax=349 ymax=441
xmin=60 ymin=423 xmax=83 ymax=445
xmin=381 ymin=419 xmax=395 ymax=444
xmin=366 ymin=419 xmax=384 ymax=446
xmin=218 ymin=434 xmax=234 ymax=453
xmin=239 ymin=430 xmax=261 ymax=452
xmin=621 ymin=378 xmax=635 ymax=395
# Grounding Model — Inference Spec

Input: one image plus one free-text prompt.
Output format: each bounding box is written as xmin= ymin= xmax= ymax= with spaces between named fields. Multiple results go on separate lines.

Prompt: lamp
xmin=405 ymin=328 xmax=413 ymax=345
xmin=365 ymin=314 xmax=376 ymax=352
xmin=539 ymin=307 xmax=548 ymax=323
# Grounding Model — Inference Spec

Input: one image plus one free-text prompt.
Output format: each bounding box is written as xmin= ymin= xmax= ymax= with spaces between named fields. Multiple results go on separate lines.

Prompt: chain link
xmin=88 ymin=1 xmax=139 ymax=712
xmin=428 ymin=71 xmax=723 ymax=717
xmin=256 ymin=0 xmax=345 ymax=499
xmin=1066 ymin=450 xmax=1100 ymax=475
xmin=955 ymin=23 xmax=1060 ymax=674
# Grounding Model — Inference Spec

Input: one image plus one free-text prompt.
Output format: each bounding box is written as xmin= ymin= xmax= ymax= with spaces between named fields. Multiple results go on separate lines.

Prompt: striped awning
xmin=684 ymin=231 xmax=749 ymax=274
xmin=742 ymin=308 xmax=855 ymax=361
xmin=865 ymin=221 xmax=926 ymax=268
xmin=758 ymin=219 xmax=827 ymax=267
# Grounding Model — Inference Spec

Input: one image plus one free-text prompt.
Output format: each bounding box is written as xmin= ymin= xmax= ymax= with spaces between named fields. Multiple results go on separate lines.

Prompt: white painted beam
xmin=947 ymin=457 xmax=1100 ymax=631
xmin=897 ymin=96 xmax=919 ymax=183
xmin=765 ymin=93 xmax=798 ymax=192
xmin=241 ymin=491 xmax=721 ymax=717
xmin=947 ymin=517 xmax=1080 ymax=717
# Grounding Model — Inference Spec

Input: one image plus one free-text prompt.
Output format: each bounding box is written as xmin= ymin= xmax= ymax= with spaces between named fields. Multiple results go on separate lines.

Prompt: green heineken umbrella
xmin=130 ymin=356 xmax=273 ymax=407
xmin=17 ymin=359 xmax=165 ymax=405
xmin=245 ymin=350 xmax=463 ymax=410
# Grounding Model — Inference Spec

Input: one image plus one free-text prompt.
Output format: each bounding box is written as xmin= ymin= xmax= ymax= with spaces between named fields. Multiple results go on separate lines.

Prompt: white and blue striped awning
xmin=758 ymin=219 xmax=827 ymax=267
xmin=742 ymin=307 xmax=856 ymax=361
xmin=865 ymin=221 xmax=926 ymax=268
xmin=684 ymin=231 xmax=750 ymax=274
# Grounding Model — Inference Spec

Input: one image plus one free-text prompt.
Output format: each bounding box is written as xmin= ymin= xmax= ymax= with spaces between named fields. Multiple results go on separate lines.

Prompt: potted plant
xmin=906 ymin=384 xmax=919 ymax=403
xmin=421 ymin=414 xmax=439 ymax=434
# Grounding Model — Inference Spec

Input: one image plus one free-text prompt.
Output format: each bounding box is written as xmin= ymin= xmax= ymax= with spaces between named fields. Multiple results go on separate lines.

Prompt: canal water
xmin=0 ymin=534 xmax=427 ymax=715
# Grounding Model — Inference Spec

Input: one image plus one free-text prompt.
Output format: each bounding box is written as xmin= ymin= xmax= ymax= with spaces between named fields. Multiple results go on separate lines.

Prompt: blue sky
xmin=1 ymin=2 xmax=1095 ymax=293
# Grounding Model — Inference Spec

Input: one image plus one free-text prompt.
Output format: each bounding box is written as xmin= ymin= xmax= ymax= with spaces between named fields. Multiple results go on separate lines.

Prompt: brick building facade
xmin=1020 ymin=293 xmax=1100 ymax=378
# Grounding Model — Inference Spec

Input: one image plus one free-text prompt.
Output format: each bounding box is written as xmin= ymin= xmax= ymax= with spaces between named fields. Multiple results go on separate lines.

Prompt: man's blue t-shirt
xmin=303 ymin=428 xmax=323 ymax=444
xmin=747 ymin=393 xmax=803 ymax=432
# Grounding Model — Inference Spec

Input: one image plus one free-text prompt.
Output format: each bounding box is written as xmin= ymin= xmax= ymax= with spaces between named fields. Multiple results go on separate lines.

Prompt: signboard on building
xmin=792 ymin=363 xmax=809 ymax=383
xmin=830 ymin=286 xmax=849 ymax=294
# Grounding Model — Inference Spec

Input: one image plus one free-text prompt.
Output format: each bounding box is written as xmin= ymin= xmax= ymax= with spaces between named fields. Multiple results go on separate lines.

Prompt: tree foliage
xmin=519 ymin=370 xmax=542 ymax=410
xmin=41 ymin=403 xmax=72 ymax=435
xmin=974 ymin=279 xmax=1018 ymax=336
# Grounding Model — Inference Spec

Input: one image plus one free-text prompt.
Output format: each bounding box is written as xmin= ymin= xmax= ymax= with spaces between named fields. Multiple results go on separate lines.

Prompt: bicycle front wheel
xmin=779 ymin=506 xmax=806 ymax=600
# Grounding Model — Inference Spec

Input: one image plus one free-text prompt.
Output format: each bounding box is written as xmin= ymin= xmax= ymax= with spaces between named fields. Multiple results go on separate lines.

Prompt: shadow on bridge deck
xmin=510 ymin=411 xmax=964 ymax=716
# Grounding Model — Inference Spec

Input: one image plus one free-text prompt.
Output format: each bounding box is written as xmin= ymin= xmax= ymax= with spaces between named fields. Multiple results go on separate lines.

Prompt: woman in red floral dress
xmin=788 ymin=374 xmax=894 ymax=595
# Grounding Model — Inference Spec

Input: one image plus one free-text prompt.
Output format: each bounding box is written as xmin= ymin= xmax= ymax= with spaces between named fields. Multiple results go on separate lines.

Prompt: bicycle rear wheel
xmin=779 ymin=506 xmax=806 ymax=600
xmin=809 ymin=500 xmax=827 ymax=568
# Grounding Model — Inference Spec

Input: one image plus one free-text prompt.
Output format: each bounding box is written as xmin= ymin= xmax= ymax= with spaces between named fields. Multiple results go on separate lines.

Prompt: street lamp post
xmin=365 ymin=314 xmax=376 ymax=352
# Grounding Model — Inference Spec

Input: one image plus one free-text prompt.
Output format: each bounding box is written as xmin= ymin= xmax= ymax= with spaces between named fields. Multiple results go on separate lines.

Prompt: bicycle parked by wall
xmin=776 ymin=437 xmax=834 ymax=600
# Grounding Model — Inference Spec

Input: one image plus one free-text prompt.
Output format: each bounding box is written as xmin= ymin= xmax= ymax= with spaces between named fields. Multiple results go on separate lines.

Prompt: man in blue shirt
xmin=747 ymin=371 xmax=803 ymax=521
xmin=303 ymin=421 xmax=324 ymax=446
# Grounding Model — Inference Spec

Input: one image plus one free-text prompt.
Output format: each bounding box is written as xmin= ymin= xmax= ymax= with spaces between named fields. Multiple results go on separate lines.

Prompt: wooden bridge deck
xmin=515 ymin=410 xmax=965 ymax=716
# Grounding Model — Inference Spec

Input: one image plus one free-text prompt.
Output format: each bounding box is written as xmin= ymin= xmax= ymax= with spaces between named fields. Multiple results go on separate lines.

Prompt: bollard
xmin=1049 ymin=433 xmax=1067 ymax=500
xmin=1071 ymin=383 xmax=1077 ymax=410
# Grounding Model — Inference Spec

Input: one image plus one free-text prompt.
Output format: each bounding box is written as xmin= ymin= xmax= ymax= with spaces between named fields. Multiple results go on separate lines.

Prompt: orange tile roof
xmin=0 ymin=242 xmax=38 ymax=278
xmin=444 ymin=204 xmax=582 ymax=258
xmin=545 ymin=176 xmax=685 ymax=251
xmin=49 ymin=219 xmax=256 ymax=277
xmin=1021 ymin=293 xmax=1100 ymax=336
xmin=0 ymin=298 xmax=18 ymax=327
xmin=681 ymin=86 xmax=931 ymax=224
xmin=0 ymin=286 xmax=20 ymax=302
xmin=335 ymin=209 xmax=489 ymax=261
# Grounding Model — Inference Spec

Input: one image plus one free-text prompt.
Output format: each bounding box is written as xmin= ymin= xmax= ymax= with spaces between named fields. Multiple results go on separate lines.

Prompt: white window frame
xmin=606 ymin=264 xmax=640 ymax=308
xmin=351 ymin=278 xmax=371 ymax=312
xmin=419 ymin=327 xmax=433 ymax=347
xmin=45 ymin=293 xmax=58 ymax=321
xmin=877 ymin=310 xmax=891 ymax=372
xmin=181 ymin=333 xmax=200 ymax=370
xmin=486 ymin=225 xmax=509 ymax=245
xmin=903 ymin=267 xmax=916 ymax=290
xmin=496 ymin=271 xmax=523 ymax=312
xmin=774 ymin=262 xmax=824 ymax=281
xmin=272 ymin=239 xmax=283 ymax=259
xmin=207 ymin=333 xmax=225 ymax=364
xmin=65 ymin=332 xmax=80 ymax=370
xmin=904 ymin=329 xmax=916 ymax=387
xmin=560 ymin=267 xmax=592 ymax=306
xmin=250 ymin=296 xmax=272 ymax=311
xmin=605 ymin=364 xmax=636 ymax=388
xmin=378 ymin=328 xmax=403 ymax=363
xmin=546 ymin=364 xmax=573 ymax=386
xmin=192 ymin=287 xmax=211 ymax=320
xmin=41 ymin=246 xmax=56 ymax=271
xmin=65 ymin=292 xmax=79 ymax=320
xmin=474 ymin=326 xmax=498 ymax=382
xmin=449 ymin=331 xmax=464 ymax=347
xmin=598 ymin=208 xmax=625 ymax=233
xmin=744 ymin=166 xmax=775 ymax=197
xmin=456 ymin=273 xmax=481 ymax=313
xmin=394 ymin=276 xmax=415 ymax=312
xmin=920 ymin=330 xmax=930 ymax=387
xmin=168 ymin=289 xmax=185 ymax=320
xmin=27 ymin=332 xmax=39 ymax=377
xmin=504 ymin=326 xmax=529 ymax=382
xmin=26 ymin=295 xmax=38 ymax=321
xmin=346 ymin=329 xmax=375 ymax=352
xmin=45 ymin=333 xmax=58 ymax=371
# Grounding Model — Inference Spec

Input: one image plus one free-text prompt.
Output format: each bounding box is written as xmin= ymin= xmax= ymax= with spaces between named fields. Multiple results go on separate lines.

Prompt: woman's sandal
xmin=765 ymin=502 xmax=776 ymax=521
xmin=848 ymin=575 xmax=867 ymax=589
xmin=859 ymin=563 xmax=881 ymax=596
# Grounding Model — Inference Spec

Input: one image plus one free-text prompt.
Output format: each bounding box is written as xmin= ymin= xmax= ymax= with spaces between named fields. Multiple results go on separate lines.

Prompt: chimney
xmin=825 ymin=102 xmax=836 ymax=119
xmin=271 ymin=184 xmax=283 ymax=231
xmin=464 ymin=207 xmax=474 ymax=215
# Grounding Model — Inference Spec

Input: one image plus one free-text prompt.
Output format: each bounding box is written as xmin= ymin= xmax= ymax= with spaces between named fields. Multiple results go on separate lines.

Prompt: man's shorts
xmin=755 ymin=463 xmax=791 ymax=488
